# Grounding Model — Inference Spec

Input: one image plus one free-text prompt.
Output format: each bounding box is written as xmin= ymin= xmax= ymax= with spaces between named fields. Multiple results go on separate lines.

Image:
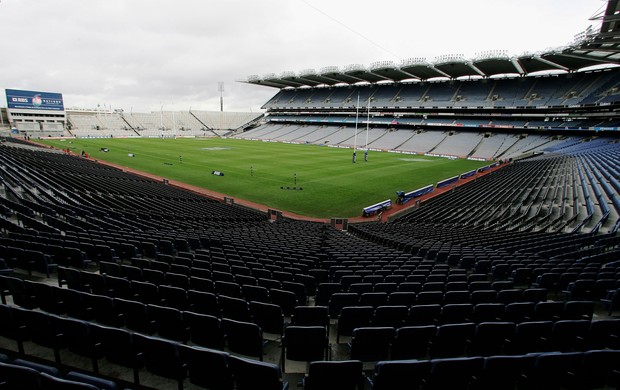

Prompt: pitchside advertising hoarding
xmin=5 ymin=89 xmax=64 ymax=111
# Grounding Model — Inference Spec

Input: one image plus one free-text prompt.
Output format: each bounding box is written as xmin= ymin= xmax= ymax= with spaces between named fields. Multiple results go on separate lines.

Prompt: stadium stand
xmin=0 ymin=137 xmax=619 ymax=388
xmin=64 ymin=110 xmax=263 ymax=138
xmin=259 ymin=69 xmax=620 ymax=111
xmin=2 ymin=1 xmax=620 ymax=389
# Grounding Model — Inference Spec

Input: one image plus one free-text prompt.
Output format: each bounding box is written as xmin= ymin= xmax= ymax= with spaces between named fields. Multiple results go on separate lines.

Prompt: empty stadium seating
xmin=1 ymin=121 xmax=620 ymax=389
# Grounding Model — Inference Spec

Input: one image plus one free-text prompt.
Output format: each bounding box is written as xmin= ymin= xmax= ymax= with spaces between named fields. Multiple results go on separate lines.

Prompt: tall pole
xmin=160 ymin=105 xmax=163 ymax=131
xmin=218 ymin=82 xmax=224 ymax=112
xmin=172 ymin=110 xmax=176 ymax=135
xmin=365 ymin=97 xmax=370 ymax=162
xmin=353 ymin=93 xmax=359 ymax=163
xmin=218 ymin=82 xmax=224 ymax=132
xmin=365 ymin=97 xmax=370 ymax=149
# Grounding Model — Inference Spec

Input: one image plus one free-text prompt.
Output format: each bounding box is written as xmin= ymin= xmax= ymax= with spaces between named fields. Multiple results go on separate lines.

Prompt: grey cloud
xmin=0 ymin=0 xmax=599 ymax=113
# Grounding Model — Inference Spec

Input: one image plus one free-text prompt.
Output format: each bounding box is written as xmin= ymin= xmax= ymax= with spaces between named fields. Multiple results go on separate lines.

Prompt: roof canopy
xmin=244 ymin=0 xmax=620 ymax=89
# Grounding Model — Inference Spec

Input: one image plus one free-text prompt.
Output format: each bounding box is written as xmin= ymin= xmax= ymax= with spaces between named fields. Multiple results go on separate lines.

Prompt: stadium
xmin=1 ymin=0 xmax=620 ymax=389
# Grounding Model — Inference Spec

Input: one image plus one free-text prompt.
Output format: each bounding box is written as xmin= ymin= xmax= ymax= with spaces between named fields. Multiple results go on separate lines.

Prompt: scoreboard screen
xmin=5 ymin=89 xmax=64 ymax=111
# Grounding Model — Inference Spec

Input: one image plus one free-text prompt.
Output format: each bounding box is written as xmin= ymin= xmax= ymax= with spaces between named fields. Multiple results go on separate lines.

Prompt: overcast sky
xmin=0 ymin=0 xmax=604 ymax=113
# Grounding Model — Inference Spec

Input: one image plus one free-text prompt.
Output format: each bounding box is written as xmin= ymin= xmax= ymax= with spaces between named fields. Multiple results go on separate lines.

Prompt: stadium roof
xmin=244 ymin=0 xmax=620 ymax=89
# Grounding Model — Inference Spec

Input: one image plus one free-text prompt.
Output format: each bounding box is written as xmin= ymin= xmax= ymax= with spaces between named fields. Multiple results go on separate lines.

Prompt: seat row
xmin=0 ymin=304 xmax=288 ymax=390
xmin=325 ymin=257 xmax=620 ymax=307
xmin=6 ymin=283 xmax=614 ymax=367
xmin=370 ymin=349 xmax=620 ymax=390
xmin=128 ymin=250 xmax=315 ymax=281
xmin=0 ymin=245 xmax=57 ymax=277
xmin=326 ymin=266 xmax=471 ymax=285
xmin=493 ymin=258 xmax=613 ymax=282
xmin=1 ymin=276 xmax=298 ymax=338
xmin=0 ymin=357 xmax=118 ymax=390
xmin=4 ymin=274 xmax=596 ymax=339
xmin=54 ymin=268 xmax=307 ymax=315
xmin=335 ymin=277 xmax=521 ymax=293
xmin=0 ymin=302 xmax=277 ymax=362
xmin=2 ymin=301 xmax=619 ymax=389
xmin=9 ymin=230 xmax=196 ymax=259
xmin=99 ymin=260 xmax=314 ymax=305
xmin=334 ymin=300 xmax=597 ymax=341
xmin=280 ymin=317 xmax=620 ymax=370
xmin=562 ymin=277 xmax=620 ymax=300
xmin=201 ymin=250 xmax=318 ymax=276
xmin=345 ymin=319 xmax=620 ymax=362
xmin=323 ymin=288 xmax=564 ymax=319
xmin=516 ymin=264 xmax=620 ymax=289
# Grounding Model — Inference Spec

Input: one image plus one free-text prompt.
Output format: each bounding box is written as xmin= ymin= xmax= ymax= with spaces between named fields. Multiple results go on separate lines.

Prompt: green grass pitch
xmin=38 ymin=137 xmax=489 ymax=218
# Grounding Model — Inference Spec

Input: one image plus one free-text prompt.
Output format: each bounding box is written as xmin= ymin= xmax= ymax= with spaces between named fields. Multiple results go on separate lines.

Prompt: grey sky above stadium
xmin=0 ymin=0 xmax=603 ymax=113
